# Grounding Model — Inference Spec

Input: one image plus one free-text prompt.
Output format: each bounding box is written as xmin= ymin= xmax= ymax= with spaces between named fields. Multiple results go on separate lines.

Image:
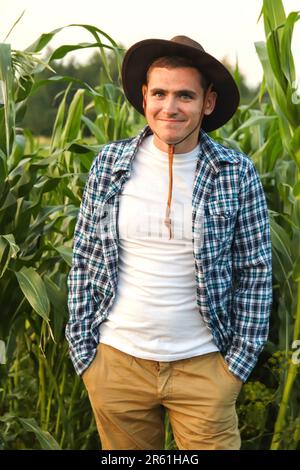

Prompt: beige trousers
xmin=83 ymin=343 xmax=243 ymax=450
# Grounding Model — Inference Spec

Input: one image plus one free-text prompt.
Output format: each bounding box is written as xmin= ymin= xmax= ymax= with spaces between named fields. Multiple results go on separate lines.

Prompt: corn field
xmin=0 ymin=0 xmax=300 ymax=450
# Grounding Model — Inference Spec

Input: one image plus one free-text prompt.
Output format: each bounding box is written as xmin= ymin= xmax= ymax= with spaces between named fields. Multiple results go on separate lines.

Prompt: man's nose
xmin=163 ymin=96 xmax=178 ymax=114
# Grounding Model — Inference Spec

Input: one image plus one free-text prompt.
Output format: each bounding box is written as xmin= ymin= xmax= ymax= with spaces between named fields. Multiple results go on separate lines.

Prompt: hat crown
xmin=170 ymin=35 xmax=205 ymax=53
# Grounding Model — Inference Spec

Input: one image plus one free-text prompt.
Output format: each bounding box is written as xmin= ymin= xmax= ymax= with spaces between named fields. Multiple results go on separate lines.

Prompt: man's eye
xmin=154 ymin=92 xmax=164 ymax=97
xmin=181 ymin=94 xmax=192 ymax=100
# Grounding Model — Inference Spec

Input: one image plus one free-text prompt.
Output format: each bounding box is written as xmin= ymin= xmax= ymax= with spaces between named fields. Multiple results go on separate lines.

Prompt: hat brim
xmin=122 ymin=39 xmax=240 ymax=132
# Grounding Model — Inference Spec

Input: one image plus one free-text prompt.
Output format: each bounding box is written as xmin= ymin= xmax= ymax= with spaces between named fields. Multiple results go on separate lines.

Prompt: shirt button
xmin=104 ymin=226 xmax=108 ymax=232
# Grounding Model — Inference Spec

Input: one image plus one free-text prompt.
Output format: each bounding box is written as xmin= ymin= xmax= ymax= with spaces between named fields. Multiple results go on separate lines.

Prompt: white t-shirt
xmin=99 ymin=135 xmax=218 ymax=361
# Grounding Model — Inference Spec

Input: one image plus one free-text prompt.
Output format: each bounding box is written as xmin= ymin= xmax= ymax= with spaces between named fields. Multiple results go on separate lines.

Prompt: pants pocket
xmin=82 ymin=344 xmax=101 ymax=387
xmin=217 ymin=353 xmax=242 ymax=389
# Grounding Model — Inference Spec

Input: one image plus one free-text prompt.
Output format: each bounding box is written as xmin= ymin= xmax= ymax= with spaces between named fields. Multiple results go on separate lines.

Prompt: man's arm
xmin=225 ymin=159 xmax=273 ymax=382
xmin=65 ymin=158 xmax=100 ymax=376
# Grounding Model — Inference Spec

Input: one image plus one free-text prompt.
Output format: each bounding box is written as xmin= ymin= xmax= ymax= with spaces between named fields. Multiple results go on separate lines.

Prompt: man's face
xmin=142 ymin=66 xmax=216 ymax=153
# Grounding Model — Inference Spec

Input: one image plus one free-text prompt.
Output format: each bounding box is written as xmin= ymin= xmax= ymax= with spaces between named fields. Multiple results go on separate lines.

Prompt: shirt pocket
xmin=205 ymin=198 xmax=239 ymax=243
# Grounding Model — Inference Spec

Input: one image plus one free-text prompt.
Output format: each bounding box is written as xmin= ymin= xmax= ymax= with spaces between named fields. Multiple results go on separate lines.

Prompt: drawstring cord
xmin=164 ymin=83 xmax=213 ymax=240
xmin=164 ymin=144 xmax=175 ymax=239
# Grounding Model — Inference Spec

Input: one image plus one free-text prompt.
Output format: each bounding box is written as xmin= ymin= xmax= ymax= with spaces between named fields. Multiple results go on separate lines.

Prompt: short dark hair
xmin=145 ymin=55 xmax=210 ymax=92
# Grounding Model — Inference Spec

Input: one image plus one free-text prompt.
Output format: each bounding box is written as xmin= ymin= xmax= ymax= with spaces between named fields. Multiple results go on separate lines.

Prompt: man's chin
xmin=159 ymin=133 xmax=184 ymax=145
xmin=152 ymin=130 xmax=187 ymax=150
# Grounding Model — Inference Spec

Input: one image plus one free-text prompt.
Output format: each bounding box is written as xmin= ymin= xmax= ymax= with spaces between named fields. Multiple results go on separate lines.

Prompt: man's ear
xmin=204 ymin=91 xmax=217 ymax=116
xmin=142 ymin=84 xmax=147 ymax=111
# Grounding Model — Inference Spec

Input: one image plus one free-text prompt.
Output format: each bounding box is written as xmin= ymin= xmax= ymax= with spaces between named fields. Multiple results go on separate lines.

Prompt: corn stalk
xmin=254 ymin=0 xmax=300 ymax=450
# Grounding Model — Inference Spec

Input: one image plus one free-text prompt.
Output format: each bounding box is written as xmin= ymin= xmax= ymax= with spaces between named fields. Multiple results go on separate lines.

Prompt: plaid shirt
xmin=66 ymin=125 xmax=272 ymax=383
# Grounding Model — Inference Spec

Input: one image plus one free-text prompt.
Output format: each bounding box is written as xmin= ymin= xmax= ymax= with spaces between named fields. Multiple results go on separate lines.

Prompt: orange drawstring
xmin=164 ymin=83 xmax=213 ymax=240
xmin=164 ymin=144 xmax=175 ymax=239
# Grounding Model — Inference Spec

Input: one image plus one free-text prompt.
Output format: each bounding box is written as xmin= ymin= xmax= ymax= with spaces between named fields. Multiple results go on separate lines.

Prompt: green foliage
xmin=0 ymin=0 xmax=300 ymax=450
xmin=20 ymin=51 xmax=122 ymax=136
xmin=238 ymin=381 xmax=275 ymax=448
xmin=0 ymin=24 xmax=143 ymax=450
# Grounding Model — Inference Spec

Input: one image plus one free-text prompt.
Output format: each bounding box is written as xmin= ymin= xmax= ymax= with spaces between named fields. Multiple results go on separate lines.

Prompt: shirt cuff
xmin=224 ymin=336 xmax=265 ymax=382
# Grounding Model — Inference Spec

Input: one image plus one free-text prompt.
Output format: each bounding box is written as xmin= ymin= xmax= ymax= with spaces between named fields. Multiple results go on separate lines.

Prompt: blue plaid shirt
xmin=66 ymin=125 xmax=272 ymax=383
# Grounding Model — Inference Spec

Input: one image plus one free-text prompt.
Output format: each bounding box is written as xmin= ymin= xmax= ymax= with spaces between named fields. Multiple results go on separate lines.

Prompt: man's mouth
xmin=158 ymin=119 xmax=185 ymax=123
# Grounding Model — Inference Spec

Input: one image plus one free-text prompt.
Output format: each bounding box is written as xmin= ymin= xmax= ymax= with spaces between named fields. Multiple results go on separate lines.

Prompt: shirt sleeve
xmin=225 ymin=159 xmax=273 ymax=382
xmin=65 ymin=157 xmax=100 ymax=376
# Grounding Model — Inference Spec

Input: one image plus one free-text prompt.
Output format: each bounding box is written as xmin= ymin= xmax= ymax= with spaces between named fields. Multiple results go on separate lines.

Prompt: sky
xmin=1 ymin=0 xmax=300 ymax=88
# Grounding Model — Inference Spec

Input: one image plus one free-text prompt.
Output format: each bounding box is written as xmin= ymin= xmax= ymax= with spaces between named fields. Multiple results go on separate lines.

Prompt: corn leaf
xmin=0 ymin=43 xmax=15 ymax=156
xmin=15 ymin=267 xmax=50 ymax=321
xmin=19 ymin=418 xmax=61 ymax=450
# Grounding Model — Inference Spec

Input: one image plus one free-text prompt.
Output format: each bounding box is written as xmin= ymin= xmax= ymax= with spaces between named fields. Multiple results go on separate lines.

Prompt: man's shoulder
xmin=204 ymin=132 xmax=254 ymax=174
xmin=90 ymin=134 xmax=139 ymax=176
xmin=98 ymin=135 xmax=136 ymax=158
xmin=102 ymin=135 xmax=136 ymax=152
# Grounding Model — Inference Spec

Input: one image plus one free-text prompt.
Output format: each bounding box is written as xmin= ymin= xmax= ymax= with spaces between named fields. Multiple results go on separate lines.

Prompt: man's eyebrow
xmin=177 ymin=89 xmax=197 ymax=97
xmin=150 ymin=87 xmax=198 ymax=97
xmin=149 ymin=87 xmax=166 ymax=94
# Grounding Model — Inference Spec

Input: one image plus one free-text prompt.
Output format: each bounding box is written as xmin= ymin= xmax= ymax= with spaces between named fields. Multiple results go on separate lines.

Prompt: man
xmin=66 ymin=36 xmax=272 ymax=450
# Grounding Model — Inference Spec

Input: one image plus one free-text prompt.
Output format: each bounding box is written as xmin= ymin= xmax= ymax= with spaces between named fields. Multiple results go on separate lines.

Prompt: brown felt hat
xmin=121 ymin=35 xmax=240 ymax=132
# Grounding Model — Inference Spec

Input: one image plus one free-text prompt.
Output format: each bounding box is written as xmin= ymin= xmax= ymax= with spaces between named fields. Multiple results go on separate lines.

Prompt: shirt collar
xmin=112 ymin=126 xmax=151 ymax=174
xmin=112 ymin=125 xmax=239 ymax=174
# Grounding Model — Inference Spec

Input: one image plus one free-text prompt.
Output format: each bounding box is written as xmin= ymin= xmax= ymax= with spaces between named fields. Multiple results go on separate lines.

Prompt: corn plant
xmin=212 ymin=0 xmax=300 ymax=450
xmin=0 ymin=24 xmax=142 ymax=450
xmin=256 ymin=0 xmax=300 ymax=450
xmin=1 ymin=0 xmax=300 ymax=450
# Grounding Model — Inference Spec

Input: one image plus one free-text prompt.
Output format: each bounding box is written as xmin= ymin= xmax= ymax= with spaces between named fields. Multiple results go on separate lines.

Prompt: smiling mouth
xmin=159 ymin=119 xmax=185 ymax=123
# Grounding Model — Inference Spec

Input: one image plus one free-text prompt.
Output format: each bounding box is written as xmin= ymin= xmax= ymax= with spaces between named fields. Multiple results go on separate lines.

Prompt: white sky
xmin=1 ymin=0 xmax=300 ymax=87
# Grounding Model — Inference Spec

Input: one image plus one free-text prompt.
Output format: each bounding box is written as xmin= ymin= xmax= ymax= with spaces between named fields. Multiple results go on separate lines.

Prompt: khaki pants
xmin=82 ymin=343 xmax=242 ymax=450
